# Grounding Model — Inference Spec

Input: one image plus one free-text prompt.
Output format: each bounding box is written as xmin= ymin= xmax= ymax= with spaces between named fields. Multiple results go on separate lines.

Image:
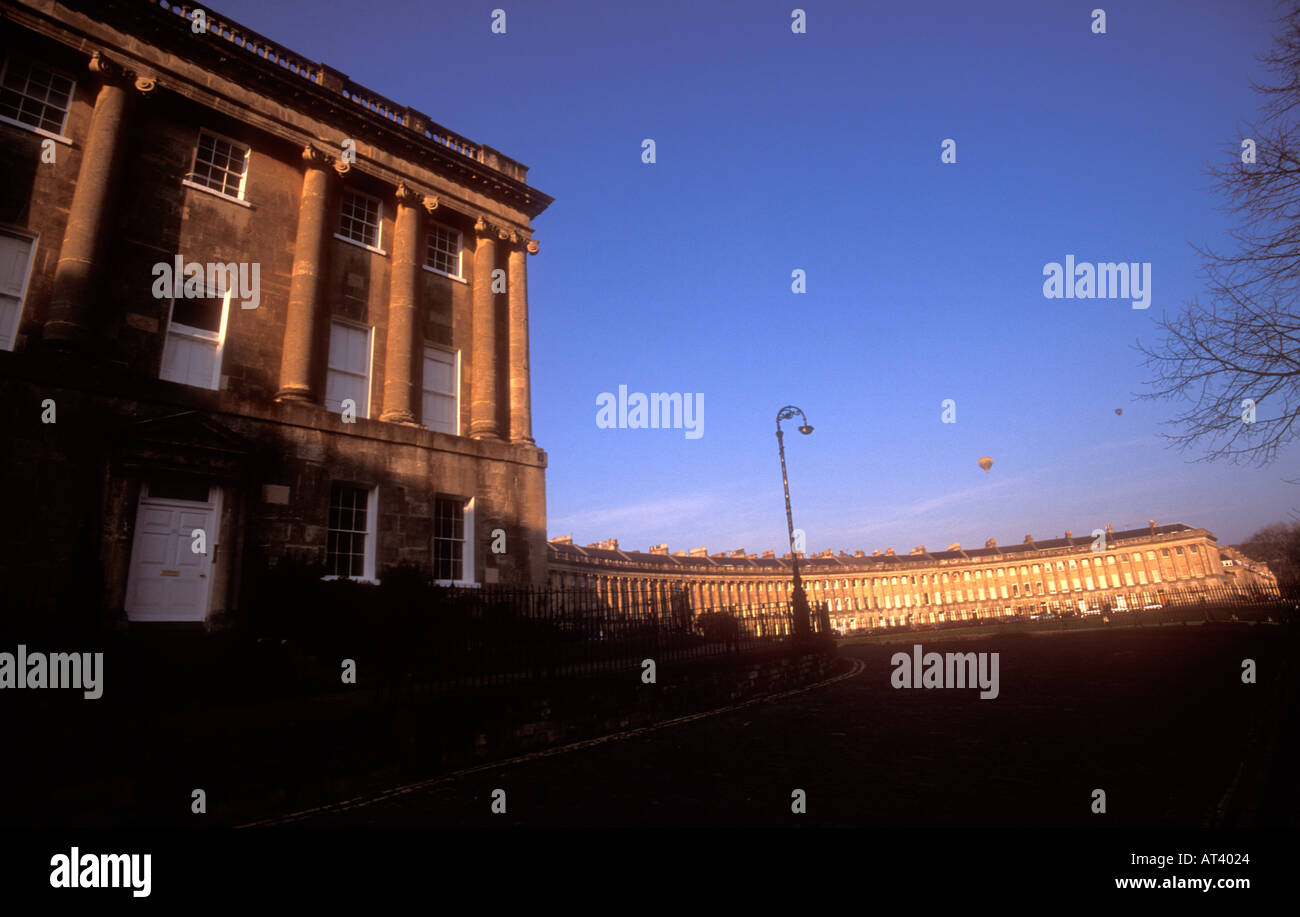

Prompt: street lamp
xmin=775 ymin=405 xmax=814 ymax=641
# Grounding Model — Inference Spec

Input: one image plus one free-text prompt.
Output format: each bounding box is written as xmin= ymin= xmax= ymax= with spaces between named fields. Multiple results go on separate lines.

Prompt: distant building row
xmin=547 ymin=523 xmax=1279 ymax=631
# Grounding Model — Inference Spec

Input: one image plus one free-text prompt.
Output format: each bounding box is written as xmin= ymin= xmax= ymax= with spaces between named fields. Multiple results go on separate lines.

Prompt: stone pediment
xmin=113 ymin=412 xmax=254 ymax=481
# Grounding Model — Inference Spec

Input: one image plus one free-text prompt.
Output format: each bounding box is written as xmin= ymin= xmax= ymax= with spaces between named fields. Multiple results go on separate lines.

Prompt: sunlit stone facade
xmin=548 ymin=523 xmax=1275 ymax=631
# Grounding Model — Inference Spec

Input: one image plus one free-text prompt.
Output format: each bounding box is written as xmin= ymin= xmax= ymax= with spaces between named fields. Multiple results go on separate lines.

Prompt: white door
xmin=124 ymin=488 xmax=218 ymax=622
xmin=0 ymin=230 xmax=36 ymax=351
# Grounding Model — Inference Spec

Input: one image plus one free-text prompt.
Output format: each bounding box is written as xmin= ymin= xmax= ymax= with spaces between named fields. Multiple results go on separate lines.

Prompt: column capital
xmin=87 ymin=50 xmax=130 ymax=85
xmin=474 ymin=216 xmax=493 ymax=236
xmin=395 ymin=180 xmax=426 ymax=206
xmin=422 ymin=194 xmax=439 ymax=214
xmin=301 ymin=143 xmax=335 ymax=169
xmin=526 ymin=238 xmax=540 ymax=255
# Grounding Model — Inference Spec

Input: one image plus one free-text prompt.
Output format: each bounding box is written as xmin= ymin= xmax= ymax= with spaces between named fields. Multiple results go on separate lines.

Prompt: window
xmin=338 ymin=190 xmax=382 ymax=249
xmin=421 ymin=345 xmax=458 ymax=434
xmin=1162 ymin=548 xmax=1170 ymax=557
xmin=434 ymin=496 xmax=474 ymax=584
xmin=188 ymin=130 xmax=250 ymax=200
xmin=326 ymin=320 xmax=372 ymax=417
xmin=1189 ymin=545 xmax=1198 ymax=553
xmin=0 ymin=229 xmax=35 ymax=351
xmin=0 ymin=57 xmax=73 ymax=136
xmin=326 ymin=483 xmax=376 ymax=579
xmin=1175 ymin=547 xmax=1183 ymax=555
xmin=425 ymin=223 xmax=463 ymax=278
xmin=160 ymin=276 xmax=229 ymax=390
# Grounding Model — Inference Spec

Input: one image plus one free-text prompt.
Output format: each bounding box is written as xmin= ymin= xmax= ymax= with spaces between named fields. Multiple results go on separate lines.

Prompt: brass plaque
xmin=160 ymin=570 xmax=180 ymax=577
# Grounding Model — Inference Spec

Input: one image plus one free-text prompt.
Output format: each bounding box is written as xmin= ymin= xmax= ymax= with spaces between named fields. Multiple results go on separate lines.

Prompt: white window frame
xmin=326 ymin=319 xmax=374 ymax=419
xmin=422 ymin=222 xmax=464 ymax=281
xmin=335 ymin=189 xmax=386 ymax=255
xmin=322 ymin=483 xmax=379 ymax=583
xmin=183 ymin=127 xmax=252 ymax=207
xmin=158 ymin=274 xmax=232 ymax=391
xmin=0 ymin=227 xmax=37 ymax=351
xmin=0 ymin=55 xmax=75 ymax=144
xmin=433 ymin=495 xmax=476 ymax=587
xmin=421 ymin=344 xmax=460 ymax=435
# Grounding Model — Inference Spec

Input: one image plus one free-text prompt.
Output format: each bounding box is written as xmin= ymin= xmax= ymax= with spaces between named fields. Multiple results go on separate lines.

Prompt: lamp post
xmin=775 ymin=405 xmax=813 ymax=641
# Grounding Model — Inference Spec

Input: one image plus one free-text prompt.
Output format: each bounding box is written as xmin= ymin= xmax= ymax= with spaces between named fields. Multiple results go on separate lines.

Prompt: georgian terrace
xmin=546 ymin=522 xmax=1265 ymax=632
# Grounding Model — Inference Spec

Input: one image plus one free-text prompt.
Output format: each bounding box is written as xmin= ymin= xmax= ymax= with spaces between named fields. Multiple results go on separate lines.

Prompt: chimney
xmin=985 ymin=537 xmax=997 ymax=548
xmin=884 ymin=548 xmax=895 ymax=556
xmin=649 ymin=543 xmax=668 ymax=554
xmin=1149 ymin=518 xmax=1157 ymax=533
xmin=947 ymin=542 xmax=961 ymax=551
xmin=548 ymin=535 xmax=573 ymax=545
xmin=1064 ymin=530 xmax=1072 ymax=541
xmin=1023 ymin=534 xmax=1034 ymax=544
xmin=910 ymin=545 xmax=926 ymax=555
xmin=689 ymin=546 xmax=708 ymax=557
xmin=1105 ymin=524 xmax=1114 ymax=536
xmin=730 ymin=548 xmax=747 ymax=557
xmin=673 ymin=550 xmax=687 ymax=556
xmin=854 ymin=550 xmax=866 ymax=558
xmin=761 ymin=550 xmax=775 ymax=558
xmin=871 ymin=550 xmax=883 ymax=557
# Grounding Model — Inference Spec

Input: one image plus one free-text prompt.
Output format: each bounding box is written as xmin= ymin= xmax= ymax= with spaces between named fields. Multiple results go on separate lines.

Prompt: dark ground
xmin=250 ymin=622 xmax=1298 ymax=827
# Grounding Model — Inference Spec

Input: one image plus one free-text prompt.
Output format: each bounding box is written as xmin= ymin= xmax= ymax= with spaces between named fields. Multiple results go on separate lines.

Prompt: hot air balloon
xmin=978 ymin=456 xmax=993 ymax=473
xmin=1115 ymin=408 xmax=1123 ymax=416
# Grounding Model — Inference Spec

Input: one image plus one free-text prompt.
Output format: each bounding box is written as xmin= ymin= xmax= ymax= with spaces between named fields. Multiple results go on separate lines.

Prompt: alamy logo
xmin=891 ymin=644 xmax=999 ymax=699
xmin=1042 ymin=254 xmax=1151 ymax=309
xmin=596 ymin=385 xmax=704 ymax=440
xmin=0 ymin=645 xmax=103 ymax=699
xmin=50 ymin=848 xmax=150 ymax=897
xmin=152 ymin=256 xmax=261 ymax=309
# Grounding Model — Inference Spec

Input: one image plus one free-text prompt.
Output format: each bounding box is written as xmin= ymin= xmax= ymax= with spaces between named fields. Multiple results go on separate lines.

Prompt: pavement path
xmin=245 ymin=625 xmax=1291 ymax=828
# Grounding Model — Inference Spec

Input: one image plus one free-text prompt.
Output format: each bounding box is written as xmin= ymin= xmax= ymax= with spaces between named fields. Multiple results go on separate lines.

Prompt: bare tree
xmin=1239 ymin=520 xmax=1300 ymax=585
xmin=1137 ymin=4 xmax=1300 ymax=470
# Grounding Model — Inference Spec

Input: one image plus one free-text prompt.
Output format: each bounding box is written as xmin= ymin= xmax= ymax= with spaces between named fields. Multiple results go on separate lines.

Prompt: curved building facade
xmin=547 ymin=523 xmax=1278 ymax=632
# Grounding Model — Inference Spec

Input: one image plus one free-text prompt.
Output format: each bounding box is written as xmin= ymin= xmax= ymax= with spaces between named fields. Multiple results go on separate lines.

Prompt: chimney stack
xmin=985 ymin=537 xmax=997 ymax=548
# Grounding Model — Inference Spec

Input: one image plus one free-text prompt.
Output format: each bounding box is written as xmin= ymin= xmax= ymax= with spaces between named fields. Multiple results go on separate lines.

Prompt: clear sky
xmin=218 ymin=0 xmax=1299 ymax=553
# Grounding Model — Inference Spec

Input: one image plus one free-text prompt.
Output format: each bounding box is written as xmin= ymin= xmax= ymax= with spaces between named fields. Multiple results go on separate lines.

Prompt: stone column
xmin=508 ymin=236 xmax=537 ymax=443
xmin=380 ymin=182 xmax=422 ymax=423
xmin=46 ymin=53 xmax=133 ymax=348
xmin=276 ymin=145 xmax=336 ymax=402
xmin=470 ymin=217 xmax=500 ymax=439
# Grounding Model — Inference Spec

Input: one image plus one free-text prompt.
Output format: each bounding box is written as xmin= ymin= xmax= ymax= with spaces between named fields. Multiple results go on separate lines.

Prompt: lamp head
xmin=798 ymin=425 xmax=813 ymax=435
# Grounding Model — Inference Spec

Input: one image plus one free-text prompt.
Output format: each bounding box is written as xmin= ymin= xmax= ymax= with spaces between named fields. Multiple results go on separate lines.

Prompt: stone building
xmin=0 ymin=0 xmax=552 ymax=627
xmin=547 ymin=523 xmax=1269 ymax=633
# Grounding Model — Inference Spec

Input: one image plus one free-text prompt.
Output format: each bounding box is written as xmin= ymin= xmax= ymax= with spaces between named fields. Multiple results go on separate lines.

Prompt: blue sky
xmin=219 ymin=0 xmax=1299 ymax=553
